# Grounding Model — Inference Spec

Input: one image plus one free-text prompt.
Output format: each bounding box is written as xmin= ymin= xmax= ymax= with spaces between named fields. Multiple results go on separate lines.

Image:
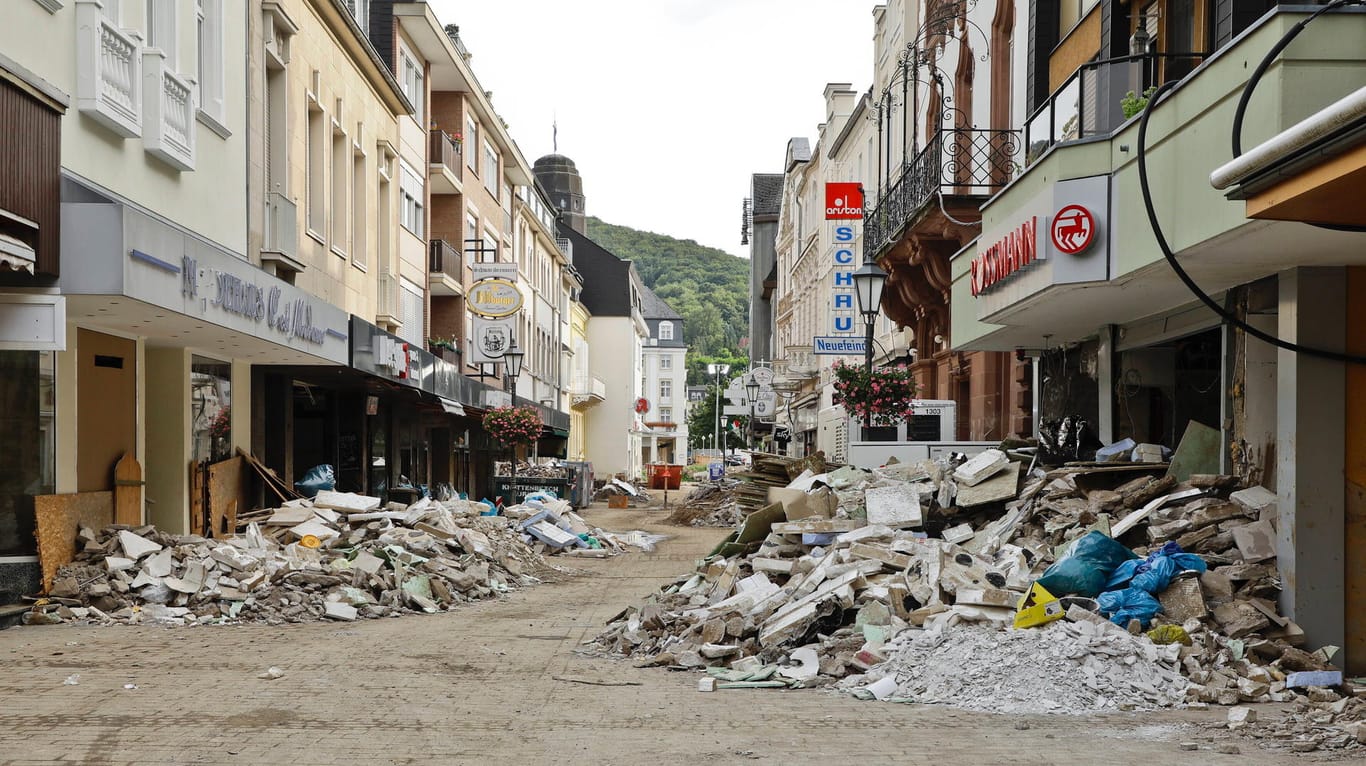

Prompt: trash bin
xmin=647 ymin=463 xmax=682 ymax=490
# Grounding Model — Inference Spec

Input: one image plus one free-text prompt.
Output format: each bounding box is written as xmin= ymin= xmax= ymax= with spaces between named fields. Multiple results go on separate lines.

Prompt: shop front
xmin=58 ymin=182 xmax=351 ymax=536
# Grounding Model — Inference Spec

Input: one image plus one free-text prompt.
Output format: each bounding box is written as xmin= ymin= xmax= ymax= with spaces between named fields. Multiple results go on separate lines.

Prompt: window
xmin=660 ymin=380 xmax=673 ymax=403
xmin=344 ymin=0 xmax=370 ymax=37
xmin=399 ymin=43 xmax=423 ymax=122
xmin=306 ymin=102 xmax=325 ymax=237
xmin=331 ymin=126 xmax=348 ymax=253
xmin=351 ymin=149 xmax=366 ymax=268
xmin=465 ymin=116 xmax=478 ymax=171
xmin=465 ymin=211 xmax=479 ymax=255
xmin=482 ymin=229 xmax=498 ymax=263
xmin=146 ymin=0 xmax=176 ymax=69
xmin=659 ymin=321 xmax=674 ymax=341
xmin=661 ymin=407 xmax=673 ymax=423
xmin=399 ymin=159 xmax=423 ymax=238
xmin=483 ymin=143 xmax=498 ymax=194
xmin=660 ymin=356 xmax=672 ymax=370
xmin=399 ymin=277 xmax=424 ymax=346
xmin=191 ymin=356 xmax=232 ymax=464
xmin=376 ymin=157 xmax=391 ymax=273
xmin=196 ymin=0 xmax=226 ymax=130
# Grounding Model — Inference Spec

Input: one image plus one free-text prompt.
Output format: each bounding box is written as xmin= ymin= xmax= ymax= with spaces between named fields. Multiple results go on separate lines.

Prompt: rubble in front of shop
xmin=24 ymin=490 xmax=659 ymax=628
xmin=665 ymin=482 xmax=743 ymax=527
xmin=591 ymin=450 xmax=1364 ymax=754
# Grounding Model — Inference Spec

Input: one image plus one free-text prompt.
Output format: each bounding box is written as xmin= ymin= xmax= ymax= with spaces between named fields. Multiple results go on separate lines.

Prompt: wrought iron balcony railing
xmin=1024 ymin=52 xmax=1205 ymax=165
xmin=864 ymin=128 xmax=1020 ymax=260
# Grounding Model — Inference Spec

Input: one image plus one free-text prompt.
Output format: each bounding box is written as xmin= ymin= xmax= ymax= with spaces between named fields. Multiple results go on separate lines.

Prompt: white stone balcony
xmin=142 ymin=51 xmax=195 ymax=171
xmin=570 ymin=375 xmax=606 ymax=410
xmin=261 ymin=191 xmax=303 ymax=272
xmin=376 ymin=272 xmax=402 ymax=332
xmin=76 ymin=1 xmax=141 ymax=138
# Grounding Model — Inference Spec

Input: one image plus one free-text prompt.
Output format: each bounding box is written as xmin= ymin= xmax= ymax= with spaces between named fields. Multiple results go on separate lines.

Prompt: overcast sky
xmin=427 ymin=0 xmax=873 ymax=258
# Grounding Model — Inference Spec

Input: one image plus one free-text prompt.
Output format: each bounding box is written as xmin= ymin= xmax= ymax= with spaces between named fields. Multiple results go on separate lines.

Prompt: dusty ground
xmin=0 ymin=492 xmax=1312 ymax=765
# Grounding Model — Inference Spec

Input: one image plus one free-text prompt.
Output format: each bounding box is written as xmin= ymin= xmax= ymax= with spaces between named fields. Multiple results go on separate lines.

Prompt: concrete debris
xmin=25 ymin=491 xmax=655 ymax=628
xmin=592 ymin=455 xmax=1363 ymax=747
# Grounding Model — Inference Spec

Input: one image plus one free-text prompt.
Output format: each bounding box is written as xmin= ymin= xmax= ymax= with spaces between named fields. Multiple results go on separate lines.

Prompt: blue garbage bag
xmin=293 ymin=464 xmax=336 ymax=498
xmin=1036 ymin=530 xmax=1139 ymax=598
xmin=1097 ymin=587 xmax=1163 ymax=629
xmin=1105 ymin=541 xmax=1207 ymax=593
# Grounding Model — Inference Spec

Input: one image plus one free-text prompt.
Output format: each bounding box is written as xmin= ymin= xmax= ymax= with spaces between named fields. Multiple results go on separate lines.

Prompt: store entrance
xmin=1114 ymin=327 xmax=1223 ymax=448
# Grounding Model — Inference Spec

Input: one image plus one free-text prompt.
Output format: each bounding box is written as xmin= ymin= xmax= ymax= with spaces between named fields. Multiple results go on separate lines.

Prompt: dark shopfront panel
xmin=253 ymin=367 xmax=487 ymax=504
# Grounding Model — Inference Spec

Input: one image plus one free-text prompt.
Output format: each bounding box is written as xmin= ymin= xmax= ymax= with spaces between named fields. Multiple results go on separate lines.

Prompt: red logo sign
xmin=1050 ymin=204 xmax=1095 ymax=254
xmin=825 ymin=183 xmax=864 ymax=220
xmin=971 ymin=217 xmax=1038 ymax=296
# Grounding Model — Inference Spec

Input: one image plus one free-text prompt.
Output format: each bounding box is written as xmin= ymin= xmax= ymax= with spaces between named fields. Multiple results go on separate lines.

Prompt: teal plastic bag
xmin=1035 ymin=530 xmax=1139 ymax=598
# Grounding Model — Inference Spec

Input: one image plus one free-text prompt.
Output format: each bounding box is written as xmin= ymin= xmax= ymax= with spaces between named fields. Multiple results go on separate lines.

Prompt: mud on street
xmin=0 ymin=498 xmax=1318 ymax=766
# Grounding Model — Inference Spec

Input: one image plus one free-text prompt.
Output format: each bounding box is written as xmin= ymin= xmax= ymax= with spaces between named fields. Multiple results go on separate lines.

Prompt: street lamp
xmin=707 ymin=363 xmax=730 ymax=457
xmin=852 ymin=259 xmax=889 ymax=429
xmin=503 ymin=339 xmax=525 ymax=498
xmin=745 ymin=377 xmax=760 ymax=453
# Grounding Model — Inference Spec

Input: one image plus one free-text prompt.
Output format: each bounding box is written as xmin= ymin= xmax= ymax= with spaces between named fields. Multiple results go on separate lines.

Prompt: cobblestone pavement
xmin=0 ymin=497 xmax=1305 ymax=766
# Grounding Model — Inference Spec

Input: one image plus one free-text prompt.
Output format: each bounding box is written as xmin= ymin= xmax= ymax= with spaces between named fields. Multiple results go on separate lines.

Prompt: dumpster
xmin=647 ymin=463 xmax=682 ymax=490
xmin=493 ymin=476 xmax=570 ymax=506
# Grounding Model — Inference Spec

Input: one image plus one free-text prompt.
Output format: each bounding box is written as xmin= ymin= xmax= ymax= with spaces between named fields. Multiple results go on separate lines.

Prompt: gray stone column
xmin=1276 ymin=267 xmax=1346 ymax=660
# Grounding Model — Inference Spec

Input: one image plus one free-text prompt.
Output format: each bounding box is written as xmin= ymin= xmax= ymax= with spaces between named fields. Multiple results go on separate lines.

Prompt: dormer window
xmin=659 ymin=321 xmax=674 ymax=341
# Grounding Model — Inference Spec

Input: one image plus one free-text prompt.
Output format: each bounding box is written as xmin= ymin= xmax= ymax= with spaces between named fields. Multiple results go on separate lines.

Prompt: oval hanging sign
xmin=469 ymin=278 xmax=524 ymax=318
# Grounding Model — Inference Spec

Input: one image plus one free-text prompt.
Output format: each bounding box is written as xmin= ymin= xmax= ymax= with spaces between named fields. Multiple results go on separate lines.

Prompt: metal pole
xmin=864 ymin=314 xmax=875 ymax=431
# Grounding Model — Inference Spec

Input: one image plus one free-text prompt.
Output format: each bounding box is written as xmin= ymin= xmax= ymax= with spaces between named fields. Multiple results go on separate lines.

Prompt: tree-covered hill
xmin=585 ymin=217 xmax=749 ymax=358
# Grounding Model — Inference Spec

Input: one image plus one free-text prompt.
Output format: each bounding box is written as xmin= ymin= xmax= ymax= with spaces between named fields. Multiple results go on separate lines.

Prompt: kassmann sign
xmin=971 ymin=216 xmax=1038 ymax=296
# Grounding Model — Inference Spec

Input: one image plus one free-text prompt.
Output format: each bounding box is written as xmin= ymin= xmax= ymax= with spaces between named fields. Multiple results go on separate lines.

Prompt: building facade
xmin=640 ymin=285 xmax=687 ymax=465
xmin=952 ymin=3 xmax=1366 ymax=670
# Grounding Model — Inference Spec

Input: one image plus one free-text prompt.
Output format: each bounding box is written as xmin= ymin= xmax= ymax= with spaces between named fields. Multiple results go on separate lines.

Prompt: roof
xmin=751 ymin=174 xmax=785 ymax=216
xmin=639 ymin=284 xmax=683 ymax=321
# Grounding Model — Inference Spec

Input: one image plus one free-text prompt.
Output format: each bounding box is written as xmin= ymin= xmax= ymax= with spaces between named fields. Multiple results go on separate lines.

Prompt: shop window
xmin=191 ymin=356 xmax=232 ymax=464
xmin=0 ymin=351 xmax=56 ymax=556
xmin=1114 ymin=328 xmax=1222 ymax=449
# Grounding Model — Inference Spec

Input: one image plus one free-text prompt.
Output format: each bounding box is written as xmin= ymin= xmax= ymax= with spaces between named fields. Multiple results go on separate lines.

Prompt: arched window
xmin=659 ymin=321 xmax=674 ymax=341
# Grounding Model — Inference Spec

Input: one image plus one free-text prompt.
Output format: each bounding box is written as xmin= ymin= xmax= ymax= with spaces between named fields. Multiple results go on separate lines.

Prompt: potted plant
xmin=830 ymin=359 xmax=918 ymax=426
xmin=483 ymin=405 xmax=544 ymax=503
xmin=428 ymin=336 xmax=460 ymax=362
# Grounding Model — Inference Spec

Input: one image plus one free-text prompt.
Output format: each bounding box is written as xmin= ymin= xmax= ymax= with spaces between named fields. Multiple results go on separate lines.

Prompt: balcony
xmin=864 ymin=128 xmax=1020 ymax=260
xmin=261 ymin=192 xmax=303 ymax=272
xmin=570 ymin=374 xmax=607 ymax=410
xmin=1025 ymin=52 xmax=1205 ymax=165
xmin=142 ymin=51 xmax=195 ymax=171
xmin=428 ymin=129 xmax=462 ymax=195
xmin=376 ymin=271 xmax=401 ymax=332
xmin=427 ymin=238 xmax=463 ymax=296
xmin=76 ymin=1 xmax=142 ymax=138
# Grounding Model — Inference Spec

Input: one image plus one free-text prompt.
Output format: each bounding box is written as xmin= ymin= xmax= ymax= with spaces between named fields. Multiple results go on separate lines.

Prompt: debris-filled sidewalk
xmin=25 ymin=491 xmax=661 ymax=628
xmin=592 ymin=450 xmax=1365 ymax=756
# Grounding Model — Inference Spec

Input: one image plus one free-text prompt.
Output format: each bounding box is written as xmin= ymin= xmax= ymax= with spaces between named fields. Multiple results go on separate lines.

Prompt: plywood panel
xmin=77 ymin=330 xmax=137 ymax=492
xmin=207 ymin=456 xmax=245 ymax=539
xmin=113 ymin=453 xmax=142 ymax=526
xmin=34 ymin=491 xmax=113 ymax=592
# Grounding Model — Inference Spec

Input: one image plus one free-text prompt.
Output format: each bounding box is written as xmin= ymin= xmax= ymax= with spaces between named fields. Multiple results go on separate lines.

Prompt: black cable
xmin=1136 ymin=79 xmax=1366 ymax=365
xmin=1230 ymin=0 xmax=1366 ymax=233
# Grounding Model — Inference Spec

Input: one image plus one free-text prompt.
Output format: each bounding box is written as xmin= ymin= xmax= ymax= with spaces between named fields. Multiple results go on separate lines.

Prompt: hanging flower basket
xmin=483 ymin=405 xmax=543 ymax=446
xmin=831 ymin=359 xmax=918 ymax=426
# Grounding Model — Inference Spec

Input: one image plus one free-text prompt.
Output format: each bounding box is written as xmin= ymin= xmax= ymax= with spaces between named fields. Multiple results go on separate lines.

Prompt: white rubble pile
xmin=27 ymin=492 xmax=659 ymax=627
xmin=844 ymin=620 xmax=1190 ymax=714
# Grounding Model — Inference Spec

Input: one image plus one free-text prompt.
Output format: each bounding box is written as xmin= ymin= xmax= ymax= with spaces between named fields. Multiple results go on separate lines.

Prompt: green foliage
xmin=1121 ymin=87 xmax=1158 ymax=119
xmin=585 ymin=217 xmax=749 ymax=358
xmin=686 ymin=380 xmax=749 ymax=451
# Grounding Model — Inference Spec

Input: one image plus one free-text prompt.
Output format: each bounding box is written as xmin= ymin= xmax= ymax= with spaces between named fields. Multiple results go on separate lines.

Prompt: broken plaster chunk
xmin=1227 ymin=706 xmax=1257 ymax=728
xmin=118 ymin=530 xmax=163 ymax=560
xmin=1231 ymin=520 xmax=1277 ymax=563
xmin=312 ymin=490 xmax=382 ymax=514
xmin=104 ymin=556 xmax=136 ymax=573
xmin=942 ymin=523 xmax=975 ymax=545
xmin=777 ymin=646 xmax=821 ymax=681
xmin=324 ymin=602 xmax=358 ymax=621
xmin=864 ymin=676 xmax=900 ymax=701
xmin=953 ymin=449 xmax=1009 ymax=487
xmin=864 ymin=483 xmax=923 ymax=528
